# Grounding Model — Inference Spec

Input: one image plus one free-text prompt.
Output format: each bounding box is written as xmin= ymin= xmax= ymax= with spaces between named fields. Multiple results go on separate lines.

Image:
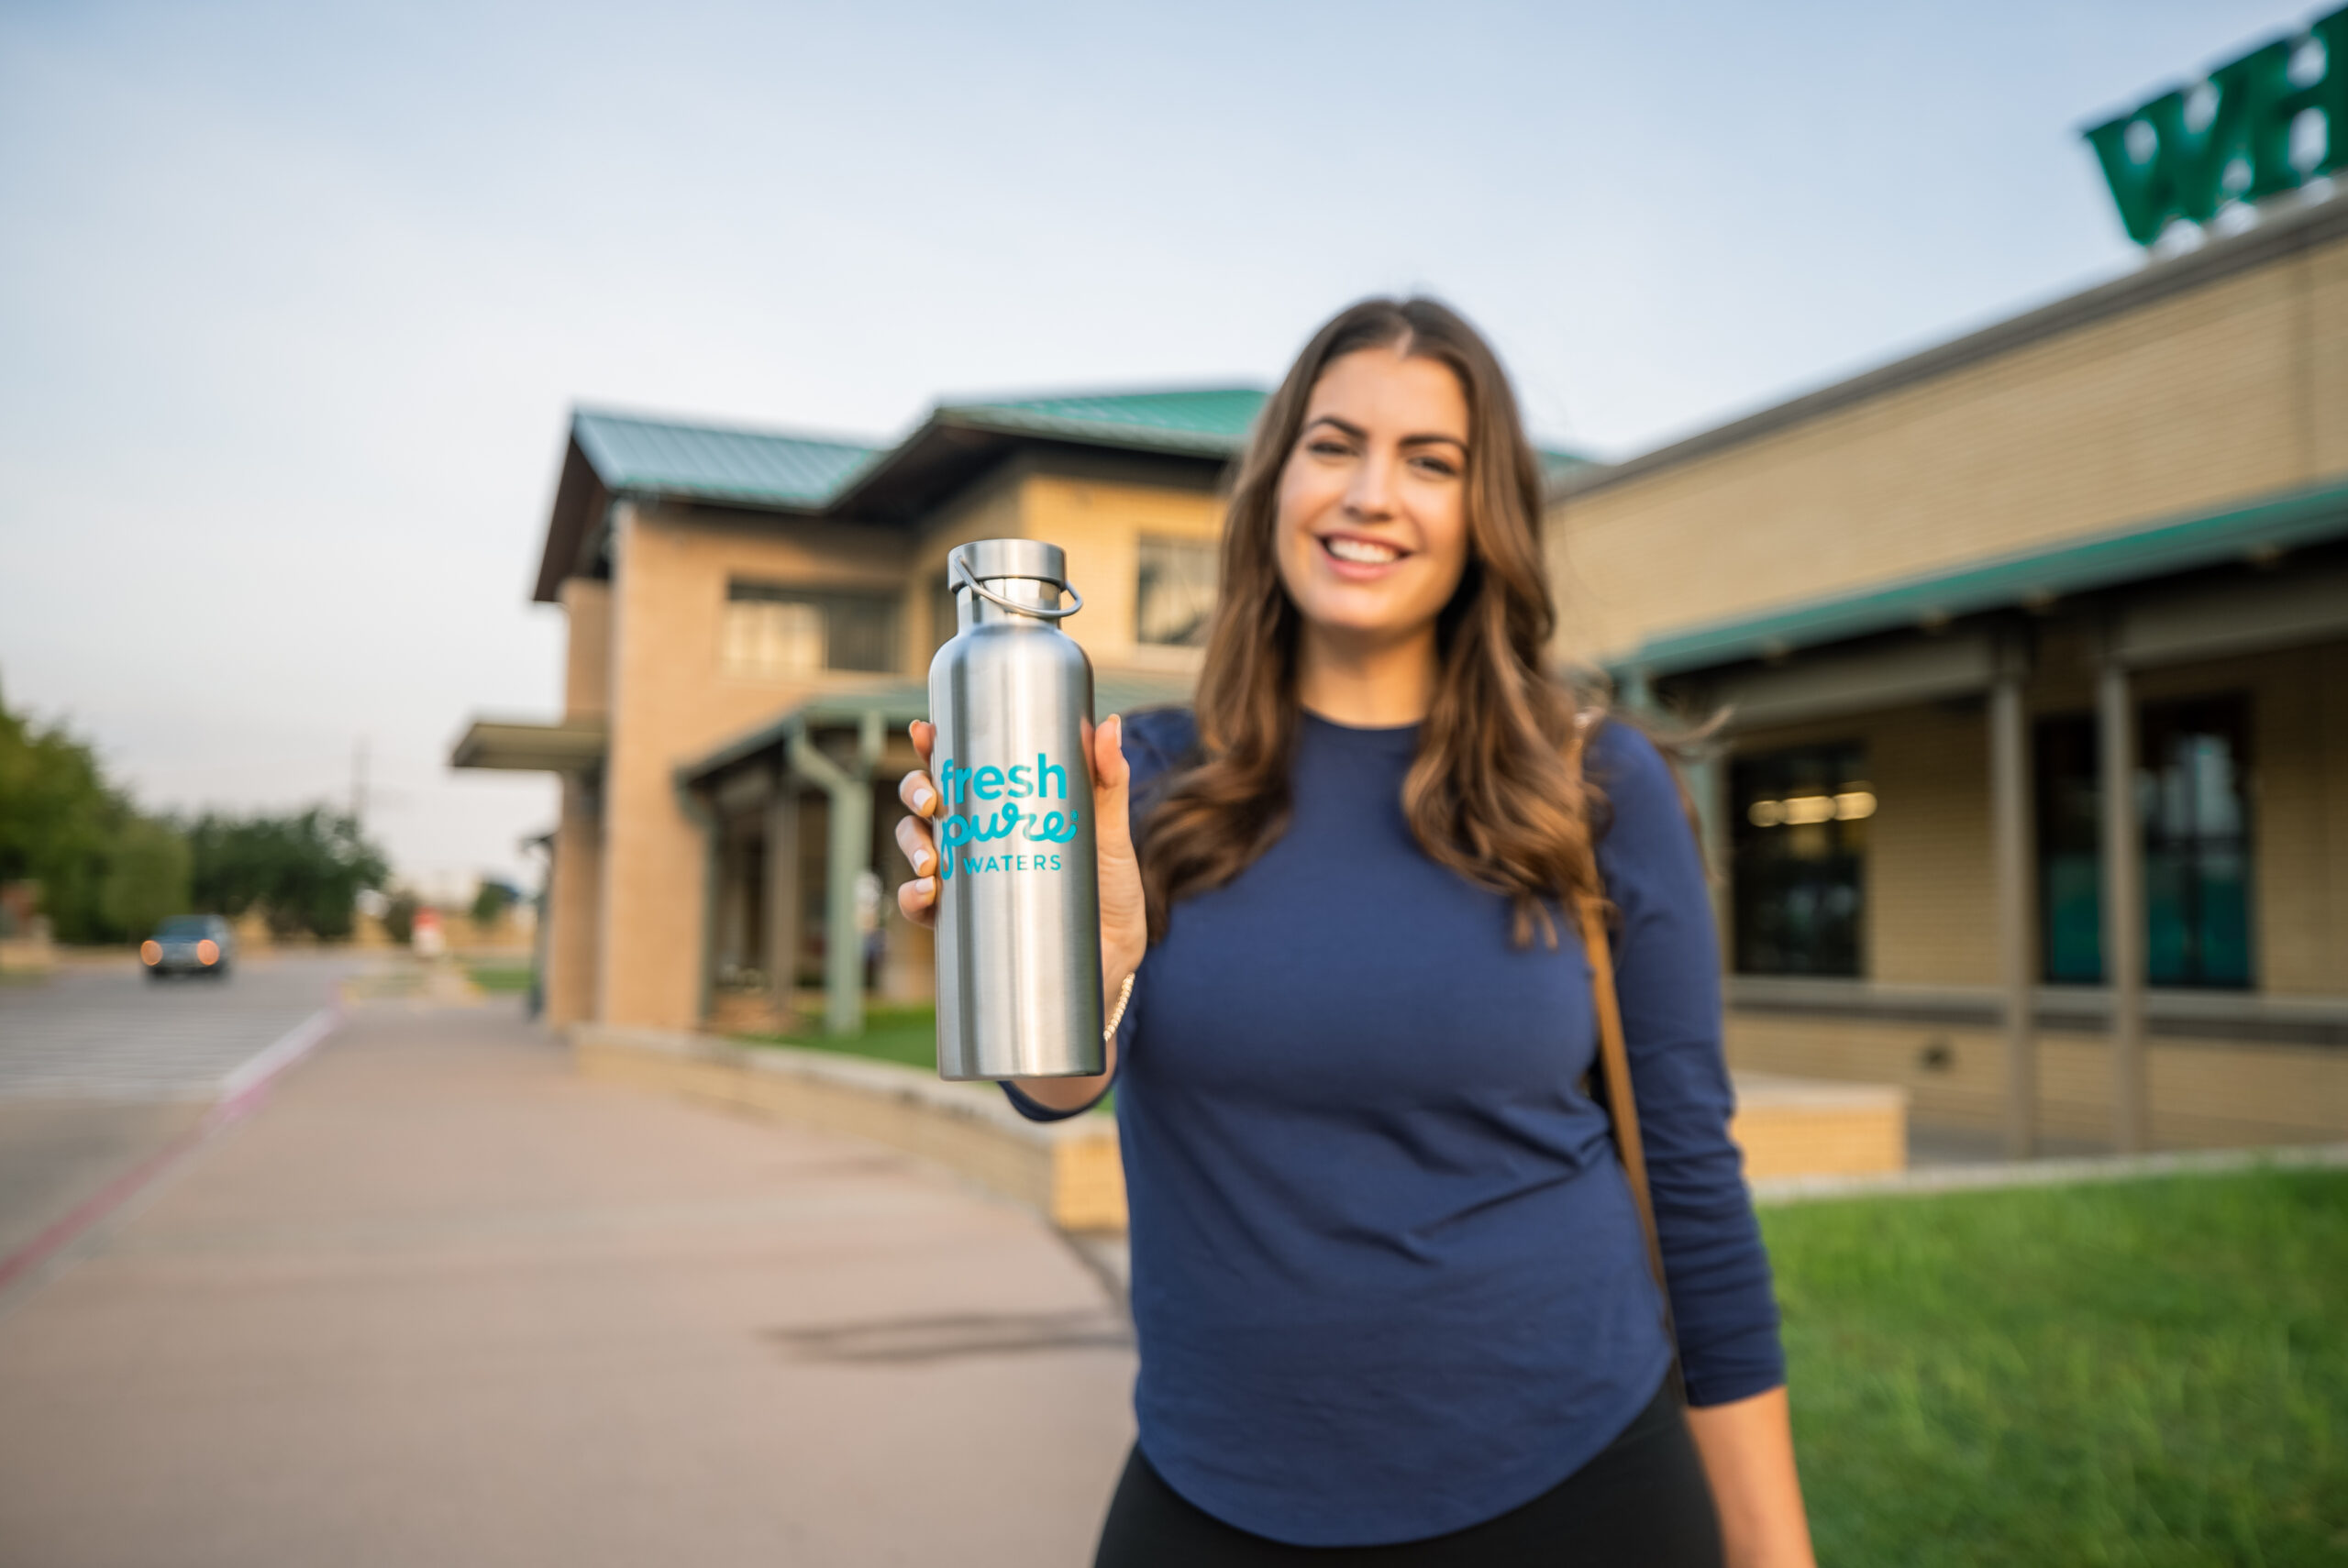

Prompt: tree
xmin=382 ymin=889 xmax=419 ymax=945
xmin=471 ymin=877 xmax=519 ymax=928
xmin=0 ymin=677 xmax=387 ymax=944
xmin=0 ymin=678 xmax=189 ymax=943
xmin=185 ymin=808 xmax=391 ymax=940
xmin=102 ymin=815 xmax=193 ymax=937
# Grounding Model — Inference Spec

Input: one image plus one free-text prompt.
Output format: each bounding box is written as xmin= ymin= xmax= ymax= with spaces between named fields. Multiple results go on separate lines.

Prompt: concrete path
xmin=0 ymin=1001 xmax=1135 ymax=1567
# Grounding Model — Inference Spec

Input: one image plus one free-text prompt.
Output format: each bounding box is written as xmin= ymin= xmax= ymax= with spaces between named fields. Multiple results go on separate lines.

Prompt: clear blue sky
xmin=0 ymin=0 xmax=2308 ymax=891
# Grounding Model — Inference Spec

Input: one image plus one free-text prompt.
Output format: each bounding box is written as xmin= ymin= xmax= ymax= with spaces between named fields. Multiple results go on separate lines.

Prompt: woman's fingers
xmin=1091 ymin=714 xmax=1147 ymax=978
xmin=892 ymin=795 xmax=941 ymax=930
xmin=909 ymin=719 xmax=935 ymax=768
xmin=898 ymin=767 xmax=938 ymax=819
xmin=1092 ymin=713 xmax=1131 ymax=838
xmin=892 ymin=812 xmax=939 ymax=878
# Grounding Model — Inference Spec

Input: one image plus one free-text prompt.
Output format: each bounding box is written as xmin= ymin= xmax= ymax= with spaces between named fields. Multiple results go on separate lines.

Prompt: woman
xmin=895 ymin=298 xmax=1815 ymax=1566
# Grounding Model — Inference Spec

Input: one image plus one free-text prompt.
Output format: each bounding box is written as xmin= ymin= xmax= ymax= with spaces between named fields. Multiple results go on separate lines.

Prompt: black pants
xmin=1093 ymin=1378 xmax=1722 ymax=1567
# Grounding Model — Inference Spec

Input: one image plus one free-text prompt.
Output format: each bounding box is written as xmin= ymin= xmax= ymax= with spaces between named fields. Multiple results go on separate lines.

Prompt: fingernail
xmin=914 ymin=877 xmax=934 ymax=897
xmin=917 ymin=849 xmax=933 ymax=874
xmin=912 ymin=786 xmax=933 ymax=812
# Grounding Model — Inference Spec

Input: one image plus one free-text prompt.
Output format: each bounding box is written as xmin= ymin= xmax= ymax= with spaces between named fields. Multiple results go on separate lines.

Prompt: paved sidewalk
xmin=0 ymin=1003 xmax=1134 ymax=1567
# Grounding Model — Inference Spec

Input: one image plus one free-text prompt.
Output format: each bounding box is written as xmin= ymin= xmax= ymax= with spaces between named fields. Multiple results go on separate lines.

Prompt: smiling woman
xmin=893 ymin=298 xmax=1813 ymax=1567
xmin=1143 ymin=299 xmax=1601 ymax=950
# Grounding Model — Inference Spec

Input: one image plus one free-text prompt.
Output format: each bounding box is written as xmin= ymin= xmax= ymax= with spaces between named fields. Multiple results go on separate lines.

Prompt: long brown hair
xmin=1138 ymin=297 xmax=1604 ymax=946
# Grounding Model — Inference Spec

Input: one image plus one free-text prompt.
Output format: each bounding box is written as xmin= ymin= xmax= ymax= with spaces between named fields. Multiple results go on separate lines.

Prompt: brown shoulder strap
xmin=1576 ymin=895 xmax=1672 ymax=1314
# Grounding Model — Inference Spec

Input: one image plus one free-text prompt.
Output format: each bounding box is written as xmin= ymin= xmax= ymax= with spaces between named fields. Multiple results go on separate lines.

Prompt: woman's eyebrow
xmin=1302 ymin=415 xmax=1466 ymax=449
xmin=1301 ymin=414 xmax=1367 ymax=440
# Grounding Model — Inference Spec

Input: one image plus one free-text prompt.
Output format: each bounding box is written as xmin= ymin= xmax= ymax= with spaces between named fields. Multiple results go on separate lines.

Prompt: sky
xmin=0 ymin=0 xmax=2310 ymax=896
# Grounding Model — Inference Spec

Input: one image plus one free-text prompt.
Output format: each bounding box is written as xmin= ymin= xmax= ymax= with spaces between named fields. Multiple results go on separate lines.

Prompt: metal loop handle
xmin=951 ymin=552 xmax=1082 ymax=620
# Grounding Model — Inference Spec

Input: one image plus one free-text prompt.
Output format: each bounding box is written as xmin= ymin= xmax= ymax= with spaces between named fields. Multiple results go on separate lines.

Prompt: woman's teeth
xmin=1324 ymin=536 xmax=1401 ymax=564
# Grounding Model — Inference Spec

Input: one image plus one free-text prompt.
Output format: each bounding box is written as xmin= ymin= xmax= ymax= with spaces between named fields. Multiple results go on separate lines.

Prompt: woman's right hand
xmin=894 ymin=715 xmax=1148 ymax=1100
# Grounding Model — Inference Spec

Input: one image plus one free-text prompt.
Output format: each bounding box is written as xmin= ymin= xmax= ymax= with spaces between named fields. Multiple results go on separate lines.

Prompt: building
xmin=458 ymin=12 xmax=2346 ymax=1153
xmin=1559 ymin=193 xmax=2347 ymax=1154
xmin=455 ymin=387 xmax=1586 ymax=1040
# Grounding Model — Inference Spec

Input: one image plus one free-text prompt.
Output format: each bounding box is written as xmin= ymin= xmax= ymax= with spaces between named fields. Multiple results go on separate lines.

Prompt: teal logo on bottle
xmin=934 ymin=752 xmax=1080 ymax=879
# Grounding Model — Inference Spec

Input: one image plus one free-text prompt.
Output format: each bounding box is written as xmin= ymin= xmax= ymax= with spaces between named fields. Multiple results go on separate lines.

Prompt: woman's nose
xmin=1345 ymin=453 xmax=1397 ymax=518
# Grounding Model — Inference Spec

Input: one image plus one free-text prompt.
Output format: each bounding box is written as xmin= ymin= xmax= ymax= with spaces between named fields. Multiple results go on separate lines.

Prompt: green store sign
xmin=2086 ymin=5 xmax=2346 ymax=246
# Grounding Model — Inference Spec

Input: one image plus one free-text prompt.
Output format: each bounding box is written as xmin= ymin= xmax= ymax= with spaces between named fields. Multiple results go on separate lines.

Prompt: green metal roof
xmin=568 ymin=391 xmax=1589 ymax=523
xmin=1621 ymin=475 xmax=2348 ymax=678
xmin=939 ymin=388 xmax=1269 ymax=457
xmin=572 ymin=410 xmax=881 ymax=509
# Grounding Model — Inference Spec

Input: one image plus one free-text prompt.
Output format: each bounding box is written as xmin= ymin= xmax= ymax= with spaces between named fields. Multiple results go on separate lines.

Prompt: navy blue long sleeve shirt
xmin=1008 ymin=708 xmax=1783 ymax=1548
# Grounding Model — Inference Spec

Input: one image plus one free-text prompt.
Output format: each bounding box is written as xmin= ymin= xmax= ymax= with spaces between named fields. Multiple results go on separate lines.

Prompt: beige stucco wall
xmin=599 ymin=502 xmax=913 ymax=1030
xmin=909 ymin=463 xmax=1225 ymax=677
xmin=560 ymin=580 xmax=611 ymax=718
xmin=1022 ymin=470 xmax=1224 ymax=673
xmin=544 ymin=775 xmax=603 ymax=1028
xmin=909 ymin=465 xmax=1026 ymax=668
xmin=1551 ymin=226 xmax=2348 ymax=665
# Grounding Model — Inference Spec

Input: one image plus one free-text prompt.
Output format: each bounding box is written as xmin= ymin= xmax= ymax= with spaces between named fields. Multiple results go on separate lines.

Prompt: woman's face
xmin=1274 ymin=346 xmax=1472 ymax=647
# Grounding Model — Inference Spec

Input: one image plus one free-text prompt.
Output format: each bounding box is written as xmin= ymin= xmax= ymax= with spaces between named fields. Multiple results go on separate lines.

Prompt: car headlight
xmin=141 ymin=940 xmax=161 ymax=965
xmin=197 ymin=939 xmax=219 ymax=966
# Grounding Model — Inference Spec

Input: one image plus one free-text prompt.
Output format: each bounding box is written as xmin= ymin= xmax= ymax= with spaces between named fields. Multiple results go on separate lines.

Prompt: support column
xmin=1679 ymin=752 xmax=1730 ymax=926
xmin=789 ymin=711 xmax=885 ymax=1038
xmin=765 ymin=782 xmax=801 ymax=1023
xmin=2098 ymin=652 xmax=2149 ymax=1153
xmin=678 ymin=787 xmax=721 ymax=1027
xmin=1988 ymin=634 xmax=2036 ymax=1158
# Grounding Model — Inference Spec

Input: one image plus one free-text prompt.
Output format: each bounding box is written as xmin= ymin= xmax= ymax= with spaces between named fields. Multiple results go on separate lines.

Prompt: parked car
xmin=141 ymin=915 xmax=236 ymax=979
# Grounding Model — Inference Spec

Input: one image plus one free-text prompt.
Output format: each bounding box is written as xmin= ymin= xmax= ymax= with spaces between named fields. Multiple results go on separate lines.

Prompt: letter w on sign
xmin=2084 ymin=6 xmax=2347 ymax=247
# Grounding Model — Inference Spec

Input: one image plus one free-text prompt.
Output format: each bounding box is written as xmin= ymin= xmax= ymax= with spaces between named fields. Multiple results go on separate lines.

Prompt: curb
xmin=1753 ymin=1140 xmax=2348 ymax=1205
xmin=572 ymin=1025 xmax=1125 ymax=1230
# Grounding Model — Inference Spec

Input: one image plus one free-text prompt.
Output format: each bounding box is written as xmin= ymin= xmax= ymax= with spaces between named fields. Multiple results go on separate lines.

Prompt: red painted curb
xmin=0 ymin=999 xmax=347 ymax=1299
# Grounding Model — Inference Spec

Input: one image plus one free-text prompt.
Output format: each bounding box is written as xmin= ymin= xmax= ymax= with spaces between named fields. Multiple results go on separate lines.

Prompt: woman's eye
xmin=1411 ymin=455 xmax=1460 ymax=478
xmin=1307 ymin=439 xmax=1354 ymax=458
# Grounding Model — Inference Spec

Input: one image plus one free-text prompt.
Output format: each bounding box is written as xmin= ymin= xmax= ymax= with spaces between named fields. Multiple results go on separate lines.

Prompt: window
xmin=1730 ymin=742 xmax=1871 ymax=977
xmin=1135 ymin=536 xmax=1218 ymax=647
xmin=2034 ymin=694 xmax=2252 ymax=988
xmin=723 ymin=582 xmax=899 ymax=677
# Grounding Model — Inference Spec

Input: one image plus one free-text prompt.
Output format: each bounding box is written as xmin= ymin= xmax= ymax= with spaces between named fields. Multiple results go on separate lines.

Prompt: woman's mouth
xmin=1319 ymin=534 xmax=1408 ymax=573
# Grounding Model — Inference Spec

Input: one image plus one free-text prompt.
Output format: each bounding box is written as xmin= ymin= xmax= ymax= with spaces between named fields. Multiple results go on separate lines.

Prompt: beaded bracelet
xmin=1104 ymin=970 xmax=1135 ymax=1043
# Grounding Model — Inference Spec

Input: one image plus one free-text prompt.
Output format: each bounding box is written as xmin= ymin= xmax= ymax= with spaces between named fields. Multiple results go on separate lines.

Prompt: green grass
xmin=1767 ymin=1166 xmax=2347 ymax=1566
xmin=737 ymin=1003 xmax=1113 ymax=1112
xmin=465 ymin=963 xmax=535 ymax=994
xmin=738 ymin=1004 xmax=945 ymax=1070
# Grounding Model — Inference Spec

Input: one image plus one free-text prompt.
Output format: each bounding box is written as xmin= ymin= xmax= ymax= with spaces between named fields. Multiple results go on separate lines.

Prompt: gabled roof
xmin=534 ymin=385 xmax=1594 ymax=601
xmin=937 ymin=388 xmax=1268 ymax=456
xmin=932 ymin=387 xmax=1589 ymax=481
xmin=571 ymin=410 xmax=880 ymax=509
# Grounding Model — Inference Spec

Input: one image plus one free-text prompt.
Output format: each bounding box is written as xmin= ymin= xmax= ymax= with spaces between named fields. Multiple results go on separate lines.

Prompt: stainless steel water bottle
xmin=928 ymin=539 xmax=1104 ymax=1080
